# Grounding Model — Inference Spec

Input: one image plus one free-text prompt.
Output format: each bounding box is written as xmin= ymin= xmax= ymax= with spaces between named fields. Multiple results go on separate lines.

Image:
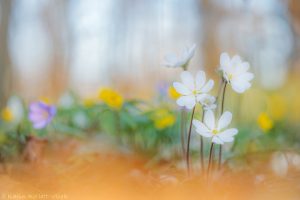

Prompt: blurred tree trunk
xmin=42 ymin=0 xmax=70 ymax=98
xmin=200 ymin=0 xmax=220 ymax=74
xmin=289 ymin=0 xmax=300 ymax=71
xmin=0 ymin=0 xmax=14 ymax=108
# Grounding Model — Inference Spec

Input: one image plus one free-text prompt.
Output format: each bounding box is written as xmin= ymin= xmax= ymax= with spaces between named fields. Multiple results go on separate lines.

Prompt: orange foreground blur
xmin=0 ymin=140 xmax=299 ymax=200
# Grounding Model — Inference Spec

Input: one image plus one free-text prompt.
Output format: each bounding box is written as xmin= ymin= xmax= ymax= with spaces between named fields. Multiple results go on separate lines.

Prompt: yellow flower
xmin=267 ymin=94 xmax=286 ymax=121
xmin=153 ymin=109 xmax=176 ymax=130
xmin=168 ymin=86 xmax=181 ymax=100
xmin=257 ymin=112 xmax=273 ymax=133
xmin=39 ymin=96 xmax=52 ymax=104
xmin=83 ymin=98 xmax=96 ymax=107
xmin=98 ymin=88 xmax=124 ymax=110
xmin=1 ymin=107 xmax=14 ymax=122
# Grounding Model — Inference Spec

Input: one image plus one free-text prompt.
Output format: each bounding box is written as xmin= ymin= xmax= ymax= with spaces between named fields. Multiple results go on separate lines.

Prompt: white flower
xmin=72 ymin=111 xmax=89 ymax=129
xmin=164 ymin=44 xmax=196 ymax=69
xmin=219 ymin=52 xmax=254 ymax=93
xmin=198 ymin=94 xmax=217 ymax=110
xmin=7 ymin=96 xmax=24 ymax=124
xmin=270 ymin=152 xmax=288 ymax=177
xmin=58 ymin=92 xmax=75 ymax=109
xmin=193 ymin=110 xmax=238 ymax=145
xmin=173 ymin=71 xmax=214 ymax=109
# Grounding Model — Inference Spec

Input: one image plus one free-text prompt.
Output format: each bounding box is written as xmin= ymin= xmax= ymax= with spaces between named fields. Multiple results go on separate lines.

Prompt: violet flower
xmin=28 ymin=102 xmax=56 ymax=129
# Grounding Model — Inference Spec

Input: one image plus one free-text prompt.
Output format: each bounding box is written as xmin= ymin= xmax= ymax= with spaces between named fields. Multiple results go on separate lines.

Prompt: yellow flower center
xmin=1 ymin=107 xmax=14 ymax=122
xmin=212 ymin=129 xmax=218 ymax=135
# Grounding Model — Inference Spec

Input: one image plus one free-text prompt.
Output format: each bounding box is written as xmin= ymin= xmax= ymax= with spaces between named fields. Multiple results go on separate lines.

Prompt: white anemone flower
xmin=164 ymin=44 xmax=196 ymax=69
xmin=219 ymin=52 xmax=254 ymax=93
xmin=173 ymin=71 xmax=214 ymax=109
xmin=198 ymin=94 xmax=217 ymax=111
xmin=193 ymin=110 xmax=238 ymax=144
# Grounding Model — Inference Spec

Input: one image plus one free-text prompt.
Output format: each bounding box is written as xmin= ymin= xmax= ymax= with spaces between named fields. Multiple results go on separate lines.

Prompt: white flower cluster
xmin=164 ymin=46 xmax=254 ymax=145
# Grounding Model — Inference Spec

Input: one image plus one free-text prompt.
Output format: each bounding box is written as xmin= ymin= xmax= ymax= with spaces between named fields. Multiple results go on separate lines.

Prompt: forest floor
xmin=0 ymin=138 xmax=299 ymax=200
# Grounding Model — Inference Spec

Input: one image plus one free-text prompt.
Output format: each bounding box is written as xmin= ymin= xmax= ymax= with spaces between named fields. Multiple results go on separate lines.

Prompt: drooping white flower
xmin=173 ymin=71 xmax=214 ymax=109
xmin=164 ymin=44 xmax=196 ymax=69
xmin=193 ymin=110 xmax=238 ymax=144
xmin=198 ymin=94 xmax=217 ymax=111
xmin=219 ymin=52 xmax=254 ymax=93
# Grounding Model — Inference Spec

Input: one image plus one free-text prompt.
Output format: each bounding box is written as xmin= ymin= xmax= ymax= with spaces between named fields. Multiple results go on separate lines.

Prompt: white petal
xmin=212 ymin=136 xmax=224 ymax=144
xmin=196 ymin=94 xmax=207 ymax=103
xmin=218 ymin=128 xmax=238 ymax=143
xmin=219 ymin=128 xmax=238 ymax=137
xmin=193 ymin=119 xmax=209 ymax=133
xmin=195 ymin=71 xmax=206 ymax=90
xmin=236 ymin=62 xmax=250 ymax=74
xmin=164 ymin=54 xmax=178 ymax=67
xmin=232 ymin=55 xmax=242 ymax=65
xmin=219 ymin=136 xmax=234 ymax=143
xmin=239 ymin=72 xmax=254 ymax=81
xmin=197 ymin=94 xmax=215 ymax=104
xmin=231 ymin=79 xmax=251 ymax=93
xmin=188 ymin=44 xmax=196 ymax=55
xmin=199 ymin=131 xmax=213 ymax=138
xmin=182 ymin=44 xmax=196 ymax=62
xmin=173 ymin=82 xmax=192 ymax=95
xmin=217 ymin=111 xmax=232 ymax=130
xmin=220 ymin=52 xmax=230 ymax=68
xmin=176 ymin=95 xmax=196 ymax=109
xmin=204 ymin=104 xmax=217 ymax=110
xmin=180 ymin=71 xmax=195 ymax=90
xmin=201 ymin=80 xmax=214 ymax=93
xmin=204 ymin=110 xmax=215 ymax=130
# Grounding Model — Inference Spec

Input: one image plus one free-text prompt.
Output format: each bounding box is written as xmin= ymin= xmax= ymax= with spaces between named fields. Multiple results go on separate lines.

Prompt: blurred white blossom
xmin=198 ymin=94 xmax=217 ymax=110
xmin=164 ymin=44 xmax=196 ymax=69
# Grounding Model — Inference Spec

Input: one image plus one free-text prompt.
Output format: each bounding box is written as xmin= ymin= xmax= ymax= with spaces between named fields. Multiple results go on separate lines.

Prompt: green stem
xmin=207 ymin=142 xmax=214 ymax=178
xmin=218 ymin=82 xmax=227 ymax=170
xmin=186 ymin=107 xmax=196 ymax=176
xmin=200 ymin=110 xmax=204 ymax=174
xmin=180 ymin=110 xmax=186 ymax=160
xmin=221 ymin=82 xmax=227 ymax=114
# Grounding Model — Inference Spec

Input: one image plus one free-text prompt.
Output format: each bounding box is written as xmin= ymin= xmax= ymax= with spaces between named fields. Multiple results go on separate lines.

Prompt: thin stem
xmin=207 ymin=142 xmax=215 ymax=178
xmin=218 ymin=145 xmax=222 ymax=170
xmin=216 ymin=78 xmax=224 ymax=103
xmin=186 ymin=107 xmax=196 ymax=176
xmin=221 ymin=82 xmax=227 ymax=114
xmin=218 ymin=82 xmax=227 ymax=170
xmin=180 ymin=110 xmax=186 ymax=160
xmin=200 ymin=110 xmax=205 ymax=174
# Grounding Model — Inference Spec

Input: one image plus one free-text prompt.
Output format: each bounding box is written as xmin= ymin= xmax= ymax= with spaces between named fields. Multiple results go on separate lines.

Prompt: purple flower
xmin=157 ymin=81 xmax=168 ymax=97
xmin=28 ymin=102 xmax=56 ymax=129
